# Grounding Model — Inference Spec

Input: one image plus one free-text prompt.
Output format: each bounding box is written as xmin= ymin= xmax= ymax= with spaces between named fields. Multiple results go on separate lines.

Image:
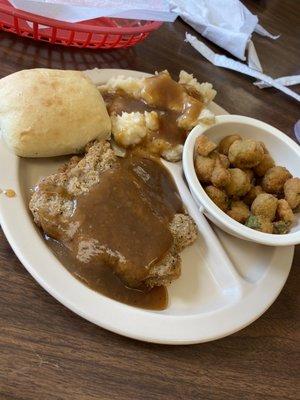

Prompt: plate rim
xmin=0 ymin=68 xmax=294 ymax=344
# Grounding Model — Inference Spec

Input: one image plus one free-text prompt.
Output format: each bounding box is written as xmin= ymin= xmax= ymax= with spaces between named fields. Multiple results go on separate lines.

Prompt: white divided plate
xmin=0 ymin=69 xmax=294 ymax=344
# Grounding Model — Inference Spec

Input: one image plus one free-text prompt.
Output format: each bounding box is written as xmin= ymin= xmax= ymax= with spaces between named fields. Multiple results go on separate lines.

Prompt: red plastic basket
xmin=0 ymin=0 xmax=163 ymax=49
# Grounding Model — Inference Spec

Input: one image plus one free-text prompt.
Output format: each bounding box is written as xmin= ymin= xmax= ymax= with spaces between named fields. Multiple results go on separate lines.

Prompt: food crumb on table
xmin=4 ymin=189 xmax=16 ymax=198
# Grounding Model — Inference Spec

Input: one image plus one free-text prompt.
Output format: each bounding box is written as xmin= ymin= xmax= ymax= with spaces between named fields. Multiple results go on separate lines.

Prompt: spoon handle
xmin=171 ymin=166 xmax=250 ymax=295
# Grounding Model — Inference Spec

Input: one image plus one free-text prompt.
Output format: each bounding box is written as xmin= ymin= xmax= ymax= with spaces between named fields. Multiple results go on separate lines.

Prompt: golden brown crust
xmin=0 ymin=69 xmax=111 ymax=157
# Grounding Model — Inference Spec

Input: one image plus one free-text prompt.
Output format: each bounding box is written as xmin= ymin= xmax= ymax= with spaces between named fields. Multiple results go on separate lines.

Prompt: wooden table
xmin=0 ymin=1 xmax=299 ymax=399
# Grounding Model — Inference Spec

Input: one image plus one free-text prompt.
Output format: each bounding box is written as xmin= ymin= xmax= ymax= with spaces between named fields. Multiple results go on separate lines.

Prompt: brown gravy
xmin=103 ymin=72 xmax=203 ymax=148
xmin=46 ymin=152 xmax=183 ymax=310
xmin=46 ymin=237 xmax=168 ymax=310
xmin=142 ymin=71 xmax=186 ymax=111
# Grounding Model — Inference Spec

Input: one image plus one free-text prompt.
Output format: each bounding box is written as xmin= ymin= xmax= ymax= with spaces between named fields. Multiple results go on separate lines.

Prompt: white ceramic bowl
xmin=183 ymin=115 xmax=300 ymax=246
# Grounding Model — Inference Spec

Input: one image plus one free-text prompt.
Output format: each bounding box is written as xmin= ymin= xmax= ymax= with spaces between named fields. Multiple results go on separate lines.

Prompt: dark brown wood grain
xmin=0 ymin=1 xmax=299 ymax=399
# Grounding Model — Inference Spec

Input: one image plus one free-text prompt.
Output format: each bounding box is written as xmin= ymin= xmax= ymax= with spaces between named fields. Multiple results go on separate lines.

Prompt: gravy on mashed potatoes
xmin=100 ymin=70 xmax=216 ymax=162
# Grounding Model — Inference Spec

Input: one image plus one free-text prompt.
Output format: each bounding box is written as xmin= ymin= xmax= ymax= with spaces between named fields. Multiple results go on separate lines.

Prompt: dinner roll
xmin=0 ymin=68 xmax=111 ymax=157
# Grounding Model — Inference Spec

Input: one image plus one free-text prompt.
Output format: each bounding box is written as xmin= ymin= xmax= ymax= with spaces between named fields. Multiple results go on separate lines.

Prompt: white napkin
xmin=169 ymin=0 xmax=278 ymax=61
xmin=170 ymin=0 xmax=299 ymax=100
xmin=9 ymin=0 xmax=177 ymax=22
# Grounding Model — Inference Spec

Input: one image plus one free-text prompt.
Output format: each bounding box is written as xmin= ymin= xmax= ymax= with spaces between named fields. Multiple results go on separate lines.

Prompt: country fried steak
xmin=29 ymin=141 xmax=197 ymax=289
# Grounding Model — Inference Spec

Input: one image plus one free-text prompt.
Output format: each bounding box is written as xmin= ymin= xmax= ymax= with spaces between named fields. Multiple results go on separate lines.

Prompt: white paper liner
xmin=254 ymin=75 xmax=300 ymax=89
xmin=185 ymin=33 xmax=300 ymax=102
xmin=255 ymin=23 xmax=280 ymax=40
xmin=247 ymin=40 xmax=263 ymax=72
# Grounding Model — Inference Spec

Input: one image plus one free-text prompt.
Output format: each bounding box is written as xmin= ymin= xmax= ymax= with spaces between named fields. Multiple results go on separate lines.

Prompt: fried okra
xmin=195 ymin=135 xmax=217 ymax=156
xmin=273 ymin=220 xmax=290 ymax=234
xmin=244 ymin=169 xmax=255 ymax=184
xmin=276 ymin=199 xmax=294 ymax=224
xmin=228 ymin=139 xmax=264 ymax=169
xmin=211 ymin=152 xmax=230 ymax=168
xmin=218 ymin=134 xmax=241 ymax=156
xmin=225 ymin=168 xmax=251 ymax=197
xmin=284 ymin=178 xmax=300 ymax=209
xmin=253 ymin=153 xmax=275 ymax=177
xmin=227 ymin=201 xmax=250 ymax=223
xmin=219 ymin=153 xmax=230 ymax=168
xmin=262 ymin=166 xmax=292 ymax=194
xmin=195 ymin=155 xmax=215 ymax=183
xmin=205 ymin=186 xmax=228 ymax=212
xmin=195 ymin=133 xmax=299 ymax=235
xmin=243 ymin=186 xmax=263 ymax=206
xmin=259 ymin=141 xmax=269 ymax=154
xmin=245 ymin=215 xmax=273 ymax=233
xmin=211 ymin=155 xmax=231 ymax=188
xmin=251 ymin=193 xmax=278 ymax=221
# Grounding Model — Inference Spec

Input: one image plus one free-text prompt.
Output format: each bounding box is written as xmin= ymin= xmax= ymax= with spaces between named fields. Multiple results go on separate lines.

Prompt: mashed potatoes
xmin=100 ymin=70 xmax=216 ymax=161
xmin=178 ymin=70 xmax=217 ymax=105
xmin=111 ymin=111 xmax=159 ymax=147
